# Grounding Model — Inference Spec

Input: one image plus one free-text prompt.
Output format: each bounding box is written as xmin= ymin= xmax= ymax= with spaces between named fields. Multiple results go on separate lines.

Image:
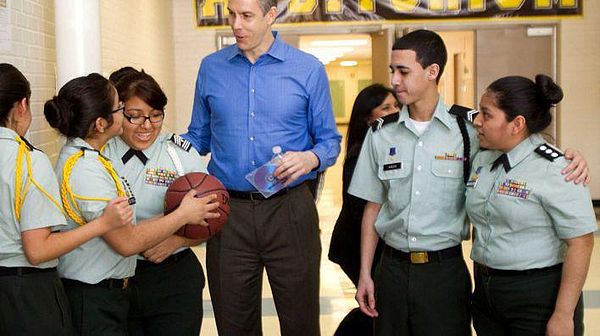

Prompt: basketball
xmin=164 ymin=172 xmax=229 ymax=240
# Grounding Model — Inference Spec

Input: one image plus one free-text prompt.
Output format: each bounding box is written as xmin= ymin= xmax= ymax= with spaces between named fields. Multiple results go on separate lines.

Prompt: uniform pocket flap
xmin=431 ymin=160 xmax=462 ymax=178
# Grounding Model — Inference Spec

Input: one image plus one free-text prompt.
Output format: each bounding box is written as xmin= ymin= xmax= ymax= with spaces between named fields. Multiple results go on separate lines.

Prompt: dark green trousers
xmin=62 ymin=278 xmax=130 ymax=336
xmin=472 ymin=265 xmax=584 ymax=336
xmin=128 ymin=249 xmax=204 ymax=336
xmin=374 ymin=248 xmax=472 ymax=336
xmin=0 ymin=268 xmax=74 ymax=336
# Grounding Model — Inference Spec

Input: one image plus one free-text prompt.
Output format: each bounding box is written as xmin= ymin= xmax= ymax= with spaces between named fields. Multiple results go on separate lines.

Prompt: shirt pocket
xmin=377 ymin=160 xmax=411 ymax=211
xmin=431 ymin=160 xmax=464 ymax=209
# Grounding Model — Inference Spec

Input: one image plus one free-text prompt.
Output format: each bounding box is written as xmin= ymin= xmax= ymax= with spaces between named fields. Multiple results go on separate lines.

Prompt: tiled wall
xmin=0 ymin=0 xmax=60 ymax=160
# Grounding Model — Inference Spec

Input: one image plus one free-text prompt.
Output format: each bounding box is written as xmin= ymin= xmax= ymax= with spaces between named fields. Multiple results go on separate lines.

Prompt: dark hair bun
xmin=44 ymin=95 xmax=73 ymax=136
xmin=535 ymin=74 xmax=563 ymax=106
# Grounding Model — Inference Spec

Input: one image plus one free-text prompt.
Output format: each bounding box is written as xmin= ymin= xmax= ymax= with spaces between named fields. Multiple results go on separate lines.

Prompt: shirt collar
xmin=398 ymin=97 xmax=453 ymax=129
xmin=227 ymin=31 xmax=285 ymax=62
xmin=504 ymin=134 xmax=545 ymax=169
xmin=0 ymin=126 xmax=19 ymax=140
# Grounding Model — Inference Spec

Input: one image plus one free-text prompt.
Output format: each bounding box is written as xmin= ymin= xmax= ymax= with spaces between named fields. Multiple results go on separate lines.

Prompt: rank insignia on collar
xmin=497 ymin=179 xmax=530 ymax=199
xmin=535 ymin=143 xmax=563 ymax=161
xmin=170 ymin=134 xmax=192 ymax=152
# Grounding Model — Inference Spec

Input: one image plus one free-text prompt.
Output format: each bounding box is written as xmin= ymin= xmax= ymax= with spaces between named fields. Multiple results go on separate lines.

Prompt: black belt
xmin=383 ymin=244 xmax=463 ymax=264
xmin=136 ymin=248 xmax=192 ymax=269
xmin=62 ymin=277 xmax=130 ymax=290
xmin=0 ymin=266 xmax=56 ymax=277
xmin=228 ymin=183 xmax=303 ymax=201
xmin=475 ymin=262 xmax=563 ymax=277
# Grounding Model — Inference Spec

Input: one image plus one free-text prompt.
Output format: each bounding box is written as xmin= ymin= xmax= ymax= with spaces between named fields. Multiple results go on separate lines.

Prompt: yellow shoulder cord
xmin=60 ymin=150 xmax=126 ymax=226
xmin=14 ymin=136 xmax=65 ymax=221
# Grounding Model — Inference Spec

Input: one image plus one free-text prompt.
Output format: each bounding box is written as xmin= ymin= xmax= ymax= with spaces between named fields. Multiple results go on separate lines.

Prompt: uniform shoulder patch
xmin=371 ymin=112 xmax=400 ymax=132
xmin=169 ymin=134 xmax=192 ymax=152
xmin=448 ymin=104 xmax=478 ymax=123
xmin=534 ymin=143 xmax=564 ymax=161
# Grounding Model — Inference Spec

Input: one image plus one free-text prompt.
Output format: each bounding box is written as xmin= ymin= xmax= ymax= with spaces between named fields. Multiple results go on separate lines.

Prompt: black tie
xmin=122 ymin=148 xmax=148 ymax=165
xmin=491 ymin=153 xmax=511 ymax=172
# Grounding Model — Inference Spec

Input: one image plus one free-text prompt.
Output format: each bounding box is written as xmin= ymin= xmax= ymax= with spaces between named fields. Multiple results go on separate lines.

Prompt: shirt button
xmin=250 ymin=112 xmax=255 ymax=117
xmin=417 ymin=165 xmax=422 ymax=171
xmin=251 ymin=89 xmax=255 ymax=93
xmin=249 ymin=136 xmax=255 ymax=141
xmin=418 ymin=141 xmax=423 ymax=147
xmin=411 ymin=237 xmax=417 ymax=242
xmin=251 ymin=160 xmax=256 ymax=165
xmin=415 ymin=190 xmax=420 ymax=196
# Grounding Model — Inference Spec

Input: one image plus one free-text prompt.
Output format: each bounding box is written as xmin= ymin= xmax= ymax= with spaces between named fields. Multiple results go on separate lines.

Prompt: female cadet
xmin=103 ymin=68 xmax=208 ymax=335
xmin=0 ymin=64 xmax=132 ymax=335
xmin=329 ymin=84 xmax=400 ymax=335
xmin=44 ymin=73 xmax=220 ymax=335
xmin=466 ymin=74 xmax=596 ymax=335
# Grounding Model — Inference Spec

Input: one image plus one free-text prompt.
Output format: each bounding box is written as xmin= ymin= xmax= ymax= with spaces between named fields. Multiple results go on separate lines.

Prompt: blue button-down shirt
xmin=182 ymin=32 xmax=341 ymax=191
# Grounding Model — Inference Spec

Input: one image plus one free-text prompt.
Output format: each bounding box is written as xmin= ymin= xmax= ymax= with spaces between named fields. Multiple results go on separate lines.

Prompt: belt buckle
xmin=410 ymin=252 xmax=429 ymax=264
xmin=122 ymin=278 xmax=129 ymax=289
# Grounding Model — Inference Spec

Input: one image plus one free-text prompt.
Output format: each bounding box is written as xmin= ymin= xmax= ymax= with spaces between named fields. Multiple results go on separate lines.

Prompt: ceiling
xmin=298 ymin=34 xmax=372 ymax=65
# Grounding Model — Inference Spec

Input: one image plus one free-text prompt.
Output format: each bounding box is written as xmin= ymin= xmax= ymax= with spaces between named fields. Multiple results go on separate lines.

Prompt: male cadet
xmin=350 ymin=29 xmax=589 ymax=336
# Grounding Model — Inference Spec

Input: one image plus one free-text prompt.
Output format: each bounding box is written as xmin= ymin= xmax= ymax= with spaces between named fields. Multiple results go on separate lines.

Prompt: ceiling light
xmin=340 ymin=61 xmax=358 ymax=67
xmin=311 ymin=40 xmax=368 ymax=47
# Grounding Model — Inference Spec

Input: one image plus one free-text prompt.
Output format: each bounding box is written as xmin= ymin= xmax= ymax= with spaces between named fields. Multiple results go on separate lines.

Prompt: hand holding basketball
xmin=178 ymin=190 xmax=220 ymax=226
xmin=164 ymin=172 xmax=230 ymax=240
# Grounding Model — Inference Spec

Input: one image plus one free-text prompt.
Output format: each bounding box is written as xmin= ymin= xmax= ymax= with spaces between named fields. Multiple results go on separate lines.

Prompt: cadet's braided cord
xmin=60 ymin=150 xmax=125 ymax=226
xmin=14 ymin=136 xmax=65 ymax=221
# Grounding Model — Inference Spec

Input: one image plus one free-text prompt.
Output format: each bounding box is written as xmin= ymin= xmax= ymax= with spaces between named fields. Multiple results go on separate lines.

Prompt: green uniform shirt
xmin=55 ymin=137 xmax=136 ymax=284
xmin=349 ymin=98 xmax=479 ymax=252
xmin=0 ymin=127 xmax=67 ymax=268
xmin=104 ymin=133 xmax=208 ymax=257
xmin=466 ymin=134 xmax=597 ymax=270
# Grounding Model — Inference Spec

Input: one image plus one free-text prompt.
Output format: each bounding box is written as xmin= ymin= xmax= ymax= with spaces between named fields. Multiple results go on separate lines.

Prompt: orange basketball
xmin=164 ymin=172 xmax=229 ymax=240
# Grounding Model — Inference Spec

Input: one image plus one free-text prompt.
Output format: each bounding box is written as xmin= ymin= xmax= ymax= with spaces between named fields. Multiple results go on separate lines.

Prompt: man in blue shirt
xmin=182 ymin=0 xmax=341 ymax=334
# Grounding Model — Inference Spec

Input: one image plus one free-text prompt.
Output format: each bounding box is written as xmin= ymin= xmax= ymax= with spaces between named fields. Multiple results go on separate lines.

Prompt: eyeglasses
xmin=112 ymin=102 xmax=125 ymax=114
xmin=123 ymin=110 xmax=165 ymax=125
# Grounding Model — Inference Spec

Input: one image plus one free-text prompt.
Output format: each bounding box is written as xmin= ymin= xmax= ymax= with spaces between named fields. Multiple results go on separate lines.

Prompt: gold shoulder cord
xmin=60 ymin=149 xmax=126 ymax=226
xmin=13 ymin=136 xmax=65 ymax=221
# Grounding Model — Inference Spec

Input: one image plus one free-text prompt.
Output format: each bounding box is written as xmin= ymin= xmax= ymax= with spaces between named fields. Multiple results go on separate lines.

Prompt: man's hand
xmin=562 ymin=148 xmax=590 ymax=185
xmin=356 ymin=275 xmax=378 ymax=318
xmin=143 ymin=235 xmax=187 ymax=264
xmin=274 ymin=150 xmax=319 ymax=186
xmin=546 ymin=312 xmax=574 ymax=336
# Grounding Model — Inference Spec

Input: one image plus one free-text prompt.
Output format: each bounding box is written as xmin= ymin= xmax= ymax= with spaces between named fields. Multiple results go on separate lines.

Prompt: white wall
xmin=172 ymin=0 xmax=216 ymax=133
xmin=0 ymin=0 xmax=60 ymax=160
xmin=559 ymin=2 xmax=600 ymax=198
xmin=100 ymin=0 xmax=176 ymax=131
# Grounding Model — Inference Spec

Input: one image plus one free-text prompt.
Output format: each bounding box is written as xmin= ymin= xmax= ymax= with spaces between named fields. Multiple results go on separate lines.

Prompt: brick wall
xmin=100 ymin=0 xmax=176 ymax=132
xmin=172 ymin=0 xmax=216 ymax=133
xmin=0 ymin=0 xmax=60 ymax=160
